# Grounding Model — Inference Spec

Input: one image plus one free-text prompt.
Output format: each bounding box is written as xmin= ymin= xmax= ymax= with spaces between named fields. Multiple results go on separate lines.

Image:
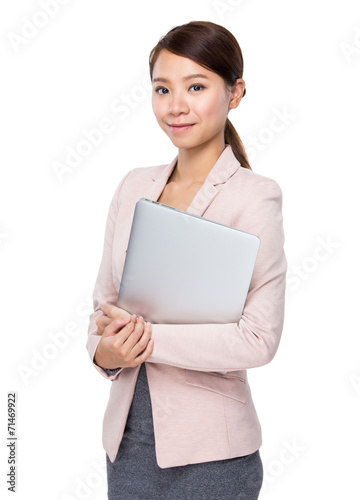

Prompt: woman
xmin=87 ymin=21 xmax=287 ymax=500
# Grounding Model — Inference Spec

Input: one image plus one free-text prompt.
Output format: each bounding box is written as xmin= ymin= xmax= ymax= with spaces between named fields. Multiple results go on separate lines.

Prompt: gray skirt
xmin=106 ymin=363 xmax=263 ymax=500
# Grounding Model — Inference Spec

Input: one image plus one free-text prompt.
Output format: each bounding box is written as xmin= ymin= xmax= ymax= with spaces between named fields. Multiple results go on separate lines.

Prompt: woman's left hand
xmin=96 ymin=303 xmax=132 ymax=335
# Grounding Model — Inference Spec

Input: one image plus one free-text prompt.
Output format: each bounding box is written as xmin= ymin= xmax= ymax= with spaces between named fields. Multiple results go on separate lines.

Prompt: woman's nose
xmin=169 ymin=92 xmax=189 ymax=115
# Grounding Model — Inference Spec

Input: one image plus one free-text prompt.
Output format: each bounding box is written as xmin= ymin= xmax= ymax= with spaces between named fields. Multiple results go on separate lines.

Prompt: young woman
xmin=87 ymin=21 xmax=287 ymax=500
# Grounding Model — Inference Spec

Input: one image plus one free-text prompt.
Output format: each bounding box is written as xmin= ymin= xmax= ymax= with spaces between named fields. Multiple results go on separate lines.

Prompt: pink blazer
xmin=86 ymin=144 xmax=287 ymax=468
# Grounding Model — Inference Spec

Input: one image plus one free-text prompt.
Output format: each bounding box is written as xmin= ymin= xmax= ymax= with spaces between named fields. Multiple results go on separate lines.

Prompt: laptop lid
xmin=117 ymin=198 xmax=260 ymax=324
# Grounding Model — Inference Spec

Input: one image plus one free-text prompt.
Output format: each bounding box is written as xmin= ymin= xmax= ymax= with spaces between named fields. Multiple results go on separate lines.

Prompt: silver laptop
xmin=117 ymin=198 xmax=260 ymax=325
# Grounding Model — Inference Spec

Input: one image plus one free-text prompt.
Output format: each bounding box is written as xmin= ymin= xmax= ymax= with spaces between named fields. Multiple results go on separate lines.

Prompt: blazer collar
xmin=148 ymin=144 xmax=240 ymax=216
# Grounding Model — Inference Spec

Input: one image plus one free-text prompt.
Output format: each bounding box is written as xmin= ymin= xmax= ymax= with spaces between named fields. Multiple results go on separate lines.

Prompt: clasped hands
xmin=94 ymin=304 xmax=154 ymax=370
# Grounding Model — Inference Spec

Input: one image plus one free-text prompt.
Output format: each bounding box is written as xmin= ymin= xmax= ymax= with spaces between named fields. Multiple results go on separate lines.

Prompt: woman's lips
xmin=168 ymin=123 xmax=195 ymax=132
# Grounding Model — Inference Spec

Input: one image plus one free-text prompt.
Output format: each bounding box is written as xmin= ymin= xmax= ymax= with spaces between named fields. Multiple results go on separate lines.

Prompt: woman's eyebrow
xmin=152 ymin=73 xmax=209 ymax=83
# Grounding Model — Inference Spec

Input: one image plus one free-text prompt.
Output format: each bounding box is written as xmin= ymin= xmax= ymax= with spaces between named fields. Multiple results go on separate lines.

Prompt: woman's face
xmin=151 ymin=50 xmax=240 ymax=151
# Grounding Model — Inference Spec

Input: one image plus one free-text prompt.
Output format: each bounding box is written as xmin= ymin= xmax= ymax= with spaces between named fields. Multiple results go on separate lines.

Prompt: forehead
xmin=152 ymin=50 xmax=219 ymax=83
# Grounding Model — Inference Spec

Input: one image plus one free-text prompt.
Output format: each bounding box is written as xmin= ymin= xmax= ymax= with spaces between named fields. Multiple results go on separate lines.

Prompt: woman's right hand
xmin=94 ymin=315 xmax=154 ymax=369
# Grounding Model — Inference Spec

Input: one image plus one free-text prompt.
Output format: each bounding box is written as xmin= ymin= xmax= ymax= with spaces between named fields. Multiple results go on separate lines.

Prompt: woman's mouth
xmin=168 ymin=123 xmax=195 ymax=132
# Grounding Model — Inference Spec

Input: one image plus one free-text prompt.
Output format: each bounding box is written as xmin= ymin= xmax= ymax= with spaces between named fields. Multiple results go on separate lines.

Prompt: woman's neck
xmin=171 ymin=138 xmax=226 ymax=186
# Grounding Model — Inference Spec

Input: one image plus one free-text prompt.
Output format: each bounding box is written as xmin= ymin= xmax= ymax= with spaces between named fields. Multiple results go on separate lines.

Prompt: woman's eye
xmin=154 ymin=84 xmax=205 ymax=95
xmin=190 ymin=84 xmax=205 ymax=92
xmin=155 ymin=87 xmax=168 ymax=95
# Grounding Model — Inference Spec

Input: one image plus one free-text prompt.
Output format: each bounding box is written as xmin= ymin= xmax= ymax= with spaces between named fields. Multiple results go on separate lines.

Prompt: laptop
xmin=117 ymin=198 xmax=260 ymax=325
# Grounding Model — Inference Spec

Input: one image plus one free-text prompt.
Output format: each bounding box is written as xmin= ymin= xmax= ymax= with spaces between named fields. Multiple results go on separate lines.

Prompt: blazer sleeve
xmin=146 ymin=179 xmax=287 ymax=372
xmin=86 ymin=170 xmax=132 ymax=381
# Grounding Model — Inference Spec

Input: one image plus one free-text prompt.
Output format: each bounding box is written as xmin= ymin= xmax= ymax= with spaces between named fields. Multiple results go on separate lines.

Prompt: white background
xmin=1 ymin=0 xmax=359 ymax=498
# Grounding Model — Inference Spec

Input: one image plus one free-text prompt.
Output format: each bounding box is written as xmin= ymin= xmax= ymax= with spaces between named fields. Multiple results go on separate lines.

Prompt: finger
xmin=96 ymin=318 xmax=111 ymax=336
xmin=96 ymin=314 xmax=111 ymax=332
xmin=102 ymin=303 xmax=132 ymax=319
xmin=103 ymin=316 xmax=133 ymax=337
xmin=115 ymin=316 xmax=145 ymax=350
xmin=101 ymin=303 xmax=114 ymax=317
xmin=96 ymin=322 xmax=111 ymax=336
xmin=131 ymin=338 xmax=154 ymax=366
xmin=128 ymin=321 xmax=152 ymax=357
xmin=109 ymin=314 xmax=140 ymax=345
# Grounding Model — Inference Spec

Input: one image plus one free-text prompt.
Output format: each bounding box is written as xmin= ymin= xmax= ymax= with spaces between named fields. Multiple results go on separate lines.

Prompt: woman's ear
xmin=229 ymin=78 xmax=246 ymax=110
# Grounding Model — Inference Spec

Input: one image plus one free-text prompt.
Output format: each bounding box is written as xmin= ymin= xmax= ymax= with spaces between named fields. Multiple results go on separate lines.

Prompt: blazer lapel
xmin=147 ymin=145 xmax=241 ymax=217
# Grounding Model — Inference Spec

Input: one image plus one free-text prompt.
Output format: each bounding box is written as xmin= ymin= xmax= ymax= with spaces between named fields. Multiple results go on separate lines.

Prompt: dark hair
xmin=149 ymin=21 xmax=251 ymax=170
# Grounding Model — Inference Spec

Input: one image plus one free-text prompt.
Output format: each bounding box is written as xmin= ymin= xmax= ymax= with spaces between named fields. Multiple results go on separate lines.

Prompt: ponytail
xmin=224 ymin=118 xmax=252 ymax=170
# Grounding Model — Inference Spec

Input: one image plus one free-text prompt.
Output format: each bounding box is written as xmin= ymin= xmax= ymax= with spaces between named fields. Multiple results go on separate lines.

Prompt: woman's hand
xmin=96 ymin=303 xmax=132 ymax=336
xmin=94 ymin=315 xmax=154 ymax=369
